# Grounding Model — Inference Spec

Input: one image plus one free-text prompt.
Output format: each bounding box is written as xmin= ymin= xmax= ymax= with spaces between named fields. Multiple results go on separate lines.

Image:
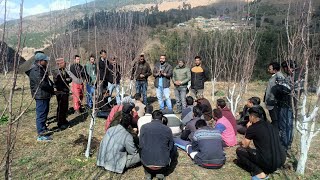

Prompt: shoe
xmin=156 ymin=174 xmax=165 ymax=180
xmin=38 ymin=129 xmax=51 ymax=136
xmin=251 ymin=175 xmax=269 ymax=180
xmin=58 ymin=123 xmax=70 ymax=130
xmin=144 ymin=170 xmax=152 ymax=180
xmin=37 ymin=135 xmax=53 ymax=142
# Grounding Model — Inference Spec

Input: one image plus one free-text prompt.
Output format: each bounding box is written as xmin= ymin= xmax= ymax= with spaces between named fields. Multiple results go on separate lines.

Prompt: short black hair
xmin=145 ymin=105 xmax=153 ymax=114
xmin=195 ymin=56 xmax=201 ymax=60
xmin=217 ymin=99 xmax=226 ymax=108
xmin=249 ymin=97 xmax=261 ymax=105
xmin=186 ymin=96 xmax=194 ymax=106
xmin=90 ymin=54 xmax=95 ymax=59
xmin=134 ymin=93 xmax=141 ymax=100
xmin=248 ymin=106 xmax=262 ymax=118
xmin=269 ymin=62 xmax=281 ymax=71
xmin=195 ymin=119 xmax=207 ymax=129
xmin=152 ymin=110 xmax=163 ymax=120
xmin=281 ymin=60 xmax=296 ymax=69
xmin=100 ymin=50 xmax=106 ymax=54
xmin=193 ymin=105 xmax=203 ymax=118
xmin=213 ymin=109 xmax=222 ymax=119
xmin=162 ymin=116 xmax=168 ymax=126
xmin=74 ymin=55 xmax=80 ymax=59
xmin=120 ymin=113 xmax=133 ymax=129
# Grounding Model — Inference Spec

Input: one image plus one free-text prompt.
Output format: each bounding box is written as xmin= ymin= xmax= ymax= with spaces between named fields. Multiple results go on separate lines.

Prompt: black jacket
xmin=139 ymin=120 xmax=174 ymax=167
xmin=99 ymin=58 xmax=108 ymax=82
xmin=191 ymin=64 xmax=209 ymax=90
xmin=25 ymin=63 xmax=54 ymax=99
xmin=131 ymin=60 xmax=152 ymax=81
xmin=70 ymin=63 xmax=85 ymax=79
xmin=53 ymin=68 xmax=72 ymax=93
xmin=106 ymin=60 xmax=121 ymax=84
xmin=153 ymin=62 xmax=173 ymax=88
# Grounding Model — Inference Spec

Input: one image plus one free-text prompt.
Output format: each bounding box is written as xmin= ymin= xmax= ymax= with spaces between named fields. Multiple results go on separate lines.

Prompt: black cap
xmin=122 ymin=103 xmax=135 ymax=114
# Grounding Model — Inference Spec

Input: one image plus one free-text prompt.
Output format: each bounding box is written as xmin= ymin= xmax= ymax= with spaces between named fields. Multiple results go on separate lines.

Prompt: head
xmin=120 ymin=113 xmax=133 ymax=129
xmin=268 ymin=62 xmax=280 ymax=75
xmin=139 ymin=54 xmax=145 ymax=63
xmin=134 ymin=93 xmax=142 ymax=101
xmin=74 ymin=55 xmax=80 ymax=64
xmin=195 ymin=56 xmax=201 ymax=66
xmin=248 ymin=106 xmax=262 ymax=123
xmin=89 ymin=55 xmax=95 ymax=64
xmin=56 ymin=58 xmax=66 ymax=68
xmin=186 ymin=96 xmax=194 ymax=106
xmin=247 ymin=97 xmax=260 ymax=108
xmin=152 ymin=110 xmax=163 ymax=120
xmin=216 ymin=99 xmax=226 ymax=109
xmin=161 ymin=116 xmax=168 ymax=126
xmin=100 ymin=50 xmax=107 ymax=59
xmin=160 ymin=54 xmax=166 ymax=65
xmin=193 ymin=105 xmax=203 ymax=118
xmin=212 ymin=109 xmax=223 ymax=121
xmin=145 ymin=105 xmax=153 ymax=114
xmin=195 ymin=119 xmax=207 ymax=129
xmin=178 ymin=60 xmax=185 ymax=68
xmin=35 ymin=52 xmax=49 ymax=67
xmin=122 ymin=103 xmax=135 ymax=114
xmin=281 ymin=60 xmax=296 ymax=75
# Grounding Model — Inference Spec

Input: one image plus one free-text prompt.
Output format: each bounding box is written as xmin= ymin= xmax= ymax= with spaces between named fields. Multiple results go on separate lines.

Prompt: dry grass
xmin=0 ymin=75 xmax=319 ymax=179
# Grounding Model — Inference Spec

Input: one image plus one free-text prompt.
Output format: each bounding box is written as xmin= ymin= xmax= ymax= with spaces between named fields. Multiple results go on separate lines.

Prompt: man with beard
xmin=153 ymin=54 xmax=173 ymax=111
xmin=131 ymin=53 xmax=152 ymax=105
xmin=190 ymin=56 xmax=209 ymax=98
xmin=26 ymin=52 xmax=54 ymax=141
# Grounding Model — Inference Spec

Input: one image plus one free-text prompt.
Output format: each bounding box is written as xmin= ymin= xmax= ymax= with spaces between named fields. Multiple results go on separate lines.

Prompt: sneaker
xmin=37 ymin=136 xmax=53 ymax=142
xmin=58 ymin=123 xmax=70 ymax=130
xmin=156 ymin=174 xmax=165 ymax=180
xmin=251 ymin=175 xmax=269 ymax=180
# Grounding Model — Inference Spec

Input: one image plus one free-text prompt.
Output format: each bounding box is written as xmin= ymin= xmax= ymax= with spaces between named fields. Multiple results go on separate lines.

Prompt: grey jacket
xmin=97 ymin=124 xmax=139 ymax=173
xmin=264 ymin=71 xmax=285 ymax=110
xmin=153 ymin=62 xmax=173 ymax=88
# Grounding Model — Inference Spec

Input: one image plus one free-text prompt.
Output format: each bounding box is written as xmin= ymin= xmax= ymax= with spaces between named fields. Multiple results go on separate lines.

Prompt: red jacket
xmin=221 ymin=107 xmax=237 ymax=135
xmin=105 ymin=105 xmax=139 ymax=131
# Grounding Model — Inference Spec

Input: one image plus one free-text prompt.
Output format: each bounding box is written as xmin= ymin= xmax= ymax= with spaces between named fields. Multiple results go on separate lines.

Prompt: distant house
xmin=177 ymin=23 xmax=186 ymax=27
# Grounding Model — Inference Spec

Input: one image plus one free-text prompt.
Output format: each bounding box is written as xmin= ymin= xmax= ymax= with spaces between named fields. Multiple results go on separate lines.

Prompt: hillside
xmin=0 ymin=41 xmax=26 ymax=73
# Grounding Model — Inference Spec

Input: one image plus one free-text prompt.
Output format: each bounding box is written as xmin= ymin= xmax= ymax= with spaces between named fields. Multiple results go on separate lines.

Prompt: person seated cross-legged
xmin=139 ymin=110 xmax=177 ymax=180
xmin=177 ymin=119 xmax=226 ymax=169
xmin=213 ymin=109 xmax=237 ymax=147
xmin=97 ymin=113 xmax=140 ymax=174
xmin=235 ymin=107 xmax=286 ymax=180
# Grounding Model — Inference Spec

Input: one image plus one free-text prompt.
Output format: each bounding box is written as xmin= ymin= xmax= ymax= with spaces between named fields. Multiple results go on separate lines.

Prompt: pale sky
xmin=0 ymin=0 xmax=94 ymax=20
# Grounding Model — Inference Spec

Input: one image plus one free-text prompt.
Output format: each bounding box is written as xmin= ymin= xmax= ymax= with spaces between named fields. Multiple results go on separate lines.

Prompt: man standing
xmin=107 ymin=56 xmax=121 ymax=105
xmin=264 ymin=62 xmax=285 ymax=129
xmin=53 ymin=58 xmax=72 ymax=130
xmin=153 ymin=54 xmax=173 ymax=111
xmin=190 ymin=56 xmax=209 ymax=98
xmin=25 ymin=52 xmax=54 ymax=141
xmin=139 ymin=110 xmax=177 ymax=180
xmin=70 ymin=55 xmax=85 ymax=114
xmin=85 ymin=55 xmax=97 ymax=109
xmin=172 ymin=60 xmax=191 ymax=113
xmin=131 ymin=53 xmax=152 ymax=105
xmin=99 ymin=50 xmax=108 ymax=92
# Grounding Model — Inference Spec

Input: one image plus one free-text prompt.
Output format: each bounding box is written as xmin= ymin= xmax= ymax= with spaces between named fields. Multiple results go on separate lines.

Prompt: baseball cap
xmin=35 ymin=53 xmax=49 ymax=61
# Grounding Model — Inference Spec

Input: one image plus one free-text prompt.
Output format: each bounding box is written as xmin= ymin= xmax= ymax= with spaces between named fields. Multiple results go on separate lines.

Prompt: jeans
xmin=86 ymin=84 xmax=95 ymax=108
xmin=35 ymin=99 xmax=50 ymax=135
xmin=278 ymin=107 xmax=294 ymax=150
xmin=236 ymin=147 xmax=266 ymax=176
xmin=174 ymin=86 xmax=187 ymax=112
xmin=156 ymin=87 xmax=172 ymax=110
xmin=190 ymin=89 xmax=204 ymax=98
xmin=108 ymin=82 xmax=120 ymax=105
xmin=56 ymin=94 xmax=69 ymax=127
xmin=71 ymin=82 xmax=84 ymax=111
xmin=136 ymin=80 xmax=148 ymax=105
xmin=269 ymin=107 xmax=279 ymax=130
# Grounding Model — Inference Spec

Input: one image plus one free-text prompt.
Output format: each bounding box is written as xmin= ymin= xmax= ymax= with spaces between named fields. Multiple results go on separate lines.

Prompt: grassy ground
xmin=0 ymin=75 xmax=319 ymax=179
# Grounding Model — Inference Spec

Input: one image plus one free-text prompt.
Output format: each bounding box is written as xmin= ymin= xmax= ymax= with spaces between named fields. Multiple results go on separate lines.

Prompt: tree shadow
xmin=69 ymin=112 xmax=89 ymax=128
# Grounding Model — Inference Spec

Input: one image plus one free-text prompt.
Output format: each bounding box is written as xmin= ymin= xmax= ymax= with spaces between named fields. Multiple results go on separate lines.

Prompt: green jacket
xmin=172 ymin=65 xmax=191 ymax=88
xmin=85 ymin=62 xmax=97 ymax=85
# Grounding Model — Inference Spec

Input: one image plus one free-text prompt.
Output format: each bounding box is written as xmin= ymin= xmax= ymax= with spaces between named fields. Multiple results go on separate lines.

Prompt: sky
xmin=0 ymin=0 xmax=94 ymax=21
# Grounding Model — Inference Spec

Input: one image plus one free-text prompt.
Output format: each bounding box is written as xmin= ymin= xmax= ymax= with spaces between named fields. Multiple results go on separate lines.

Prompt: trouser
xmin=173 ymin=137 xmax=190 ymax=151
xmin=56 ymin=94 xmax=69 ymax=127
xmin=237 ymin=124 xmax=247 ymax=135
xmin=190 ymin=89 xmax=204 ymax=98
xmin=269 ymin=107 xmax=279 ymax=130
xmin=278 ymin=107 xmax=294 ymax=150
xmin=107 ymin=82 xmax=121 ymax=105
xmin=136 ymin=80 xmax=148 ymax=105
xmin=71 ymin=82 xmax=84 ymax=111
xmin=35 ymin=99 xmax=50 ymax=135
xmin=125 ymin=153 xmax=141 ymax=168
xmin=86 ymin=84 xmax=95 ymax=108
xmin=156 ymin=87 xmax=172 ymax=110
xmin=236 ymin=147 xmax=270 ymax=176
xmin=174 ymin=86 xmax=187 ymax=112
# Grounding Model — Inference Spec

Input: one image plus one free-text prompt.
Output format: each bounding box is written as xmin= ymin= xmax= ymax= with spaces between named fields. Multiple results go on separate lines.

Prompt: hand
xmin=246 ymin=121 xmax=252 ymax=128
xmin=139 ymin=74 xmax=145 ymax=78
xmin=133 ymin=128 xmax=138 ymax=134
xmin=161 ymin=72 xmax=167 ymax=77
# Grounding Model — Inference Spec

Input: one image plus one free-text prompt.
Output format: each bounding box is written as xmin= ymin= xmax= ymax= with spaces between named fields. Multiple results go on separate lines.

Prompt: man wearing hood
xmin=131 ymin=53 xmax=152 ymax=105
xmin=25 ymin=52 xmax=54 ymax=141
xmin=153 ymin=54 xmax=173 ymax=111
xmin=172 ymin=60 xmax=191 ymax=113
